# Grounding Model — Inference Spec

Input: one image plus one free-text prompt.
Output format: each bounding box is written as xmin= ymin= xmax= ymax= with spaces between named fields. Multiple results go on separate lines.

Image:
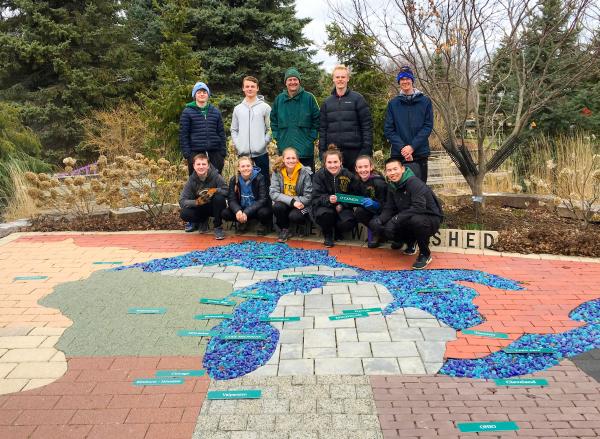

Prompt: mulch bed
xmin=23 ymin=204 xmax=600 ymax=258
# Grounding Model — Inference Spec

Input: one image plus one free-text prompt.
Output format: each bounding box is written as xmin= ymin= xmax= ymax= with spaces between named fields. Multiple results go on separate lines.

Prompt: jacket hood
xmin=282 ymin=86 xmax=305 ymax=100
xmin=387 ymin=166 xmax=416 ymax=190
xmin=397 ymin=88 xmax=424 ymax=103
xmin=240 ymin=95 xmax=267 ymax=107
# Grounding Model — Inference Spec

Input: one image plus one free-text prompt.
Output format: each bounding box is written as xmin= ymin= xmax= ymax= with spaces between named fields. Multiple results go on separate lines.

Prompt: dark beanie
xmin=284 ymin=67 xmax=301 ymax=82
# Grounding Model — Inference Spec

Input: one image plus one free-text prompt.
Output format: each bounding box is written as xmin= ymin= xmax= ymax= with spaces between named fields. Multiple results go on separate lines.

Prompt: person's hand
xmin=235 ymin=210 xmax=245 ymax=223
xmin=404 ymin=153 xmax=413 ymax=162
xmin=329 ymin=195 xmax=337 ymax=204
xmin=361 ymin=197 xmax=374 ymax=208
xmin=401 ymin=145 xmax=414 ymax=159
xmin=335 ymin=204 xmax=343 ymax=213
xmin=293 ymin=201 xmax=304 ymax=210
xmin=240 ymin=212 xmax=248 ymax=223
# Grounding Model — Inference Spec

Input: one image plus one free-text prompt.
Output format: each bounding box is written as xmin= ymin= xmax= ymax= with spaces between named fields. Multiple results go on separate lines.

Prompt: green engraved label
xmin=194 ymin=314 xmax=232 ymax=320
xmin=128 ymin=308 xmax=166 ymax=314
xmin=328 ymin=312 xmax=369 ymax=321
xmin=503 ymin=348 xmax=556 ymax=354
xmin=155 ymin=369 xmax=205 ymax=377
xmin=457 ymin=422 xmax=519 ymax=433
xmin=462 ymin=329 xmax=509 ymax=339
xmin=92 ymin=261 xmax=123 ymax=265
xmin=221 ymin=334 xmax=268 ymax=341
xmin=177 ymin=330 xmax=216 ymax=337
xmin=14 ymin=276 xmax=48 ymax=281
xmin=133 ymin=378 xmax=184 ymax=386
xmin=416 ymin=288 xmax=451 ymax=293
xmin=199 ymin=298 xmax=236 ymax=306
xmin=494 ymin=378 xmax=549 ymax=387
xmin=236 ymin=292 xmax=272 ymax=300
xmin=260 ymin=316 xmax=301 ymax=322
xmin=327 ymin=279 xmax=357 ymax=283
xmin=207 ymin=390 xmax=261 ymax=400
xmin=335 ymin=193 xmax=364 ymax=204
xmin=342 ymin=307 xmax=382 ymax=314
xmin=282 ymin=274 xmax=318 ymax=278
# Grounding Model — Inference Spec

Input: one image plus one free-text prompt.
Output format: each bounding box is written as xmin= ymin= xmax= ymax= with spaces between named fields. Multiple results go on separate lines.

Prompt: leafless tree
xmin=330 ymin=0 xmax=599 ymax=211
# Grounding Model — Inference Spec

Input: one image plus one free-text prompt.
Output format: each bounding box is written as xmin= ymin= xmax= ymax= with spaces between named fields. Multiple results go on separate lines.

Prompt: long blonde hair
xmin=272 ymin=147 xmax=300 ymax=173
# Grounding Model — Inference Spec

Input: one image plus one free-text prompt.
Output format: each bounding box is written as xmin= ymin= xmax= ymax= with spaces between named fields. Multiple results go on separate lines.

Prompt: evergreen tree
xmin=186 ymin=0 xmax=322 ymax=114
xmin=0 ymin=0 xmax=145 ymax=163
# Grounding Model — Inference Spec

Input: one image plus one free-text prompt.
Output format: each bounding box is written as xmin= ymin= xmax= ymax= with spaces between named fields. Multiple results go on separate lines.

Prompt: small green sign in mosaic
xmin=194 ymin=314 xmax=232 ymax=320
xmin=503 ymin=348 xmax=556 ymax=354
xmin=329 ymin=311 xmax=368 ymax=321
xmin=92 ymin=261 xmax=123 ymax=265
xmin=462 ymin=329 xmax=509 ymax=339
xmin=260 ymin=316 xmax=301 ymax=322
xmin=133 ymin=378 xmax=184 ymax=386
xmin=199 ymin=298 xmax=236 ymax=306
xmin=282 ymin=273 xmax=318 ymax=278
xmin=155 ymin=369 xmax=205 ymax=377
xmin=327 ymin=279 xmax=357 ymax=283
xmin=457 ymin=422 xmax=519 ymax=433
xmin=128 ymin=308 xmax=166 ymax=314
xmin=207 ymin=390 xmax=262 ymax=400
xmin=342 ymin=307 xmax=382 ymax=314
xmin=177 ymin=330 xmax=216 ymax=337
xmin=221 ymin=334 xmax=268 ymax=341
xmin=494 ymin=378 xmax=548 ymax=387
xmin=14 ymin=275 xmax=48 ymax=281
xmin=416 ymin=288 xmax=451 ymax=294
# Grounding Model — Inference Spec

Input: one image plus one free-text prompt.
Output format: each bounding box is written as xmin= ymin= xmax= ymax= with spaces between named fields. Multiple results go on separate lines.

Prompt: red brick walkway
xmin=0 ymin=356 xmax=207 ymax=439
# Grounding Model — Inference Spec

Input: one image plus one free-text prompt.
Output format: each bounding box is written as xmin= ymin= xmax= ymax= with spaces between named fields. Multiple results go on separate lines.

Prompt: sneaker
xmin=277 ymin=228 xmax=291 ymax=243
xmin=184 ymin=222 xmax=198 ymax=233
xmin=323 ymin=233 xmax=334 ymax=248
xmin=403 ymin=242 xmax=417 ymax=255
xmin=367 ymin=238 xmax=381 ymax=249
xmin=390 ymin=241 xmax=403 ymax=250
xmin=256 ymin=224 xmax=268 ymax=236
xmin=412 ymin=253 xmax=432 ymax=270
xmin=214 ymin=227 xmax=225 ymax=240
xmin=198 ymin=221 xmax=209 ymax=234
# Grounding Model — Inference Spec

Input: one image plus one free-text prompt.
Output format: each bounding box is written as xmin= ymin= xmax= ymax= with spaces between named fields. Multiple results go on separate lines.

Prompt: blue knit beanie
xmin=396 ymin=67 xmax=415 ymax=83
xmin=191 ymin=82 xmax=210 ymax=98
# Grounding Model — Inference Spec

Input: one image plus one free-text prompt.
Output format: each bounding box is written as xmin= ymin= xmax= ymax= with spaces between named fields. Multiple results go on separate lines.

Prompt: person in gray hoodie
xmin=231 ymin=76 xmax=272 ymax=182
xmin=269 ymin=147 xmax=313 ymax=242
xmin=179 ymin=153 xmax=229 ymax=239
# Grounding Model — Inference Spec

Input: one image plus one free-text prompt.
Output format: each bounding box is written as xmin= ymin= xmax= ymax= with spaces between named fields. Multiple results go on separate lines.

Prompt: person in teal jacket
xmin=270 ymin=67 xmax=320 ymax=171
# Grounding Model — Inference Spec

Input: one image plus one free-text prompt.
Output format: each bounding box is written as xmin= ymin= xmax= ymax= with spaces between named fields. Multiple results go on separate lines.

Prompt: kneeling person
xmin=353 ymin=155 xmax=387 ymax=248
xmin=371 ymin=157 xmax=443 ymax=269
xmin=179 ymin=153 xmax=228 ymax=239
xmin=222 ymin=156 xmax=272 ymax=235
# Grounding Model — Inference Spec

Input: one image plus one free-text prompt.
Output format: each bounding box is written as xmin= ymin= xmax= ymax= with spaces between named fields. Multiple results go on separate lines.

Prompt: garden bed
xmin=21 ymin=204 xmax=600 ymax=258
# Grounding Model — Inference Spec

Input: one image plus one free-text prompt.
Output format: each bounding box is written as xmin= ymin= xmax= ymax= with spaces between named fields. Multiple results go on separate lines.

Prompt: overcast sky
xmin=296 ymin=0 xmax=339 ymax=71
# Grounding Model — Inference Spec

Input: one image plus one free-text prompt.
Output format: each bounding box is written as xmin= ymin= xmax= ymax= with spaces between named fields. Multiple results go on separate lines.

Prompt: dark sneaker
xmin=198 ymin=221 xmax=209 ymax=234
xmin=277 ymin=228 xmax=290 ymax=243
xmin=412 ymin=253 xmax=432 ymax=270
xmin=403 ymin=242 xmax=417 ymax=255
xmin=256 ymin=224 xmax=268 ymax=236
xmin=390 ymin=241 xmax=403 ymax=250
xmin=214 ymin=227 xmax=225 ymax=240
xmin=184 ymin=222 xmax=198 ymax=233
xmin=324 ymin=233 xmax=334 ymax=248
xmin=367 ymin=234 xmax=383 ymax=249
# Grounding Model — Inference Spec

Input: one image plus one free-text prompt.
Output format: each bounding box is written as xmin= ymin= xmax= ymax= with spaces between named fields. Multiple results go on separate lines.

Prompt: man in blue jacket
xmin=179 ymin=81 xmax=227 ymax=175
xmin=384 ymin=66 xmax=433 ymax=183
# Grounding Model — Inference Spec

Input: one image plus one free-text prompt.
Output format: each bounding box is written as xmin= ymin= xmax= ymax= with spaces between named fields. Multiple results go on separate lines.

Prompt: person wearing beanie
xmin=383 ymin=66 xmax=433 ymax=183
xmin=179 ymin=81 xmax=227 ymax=176
xmin=270 ymin=67 xmax=320 ymax=171
xmin=231 ymin=76 xmax=272 ymax=183
xmin=319 ymin=64 xmax=373 ymax=172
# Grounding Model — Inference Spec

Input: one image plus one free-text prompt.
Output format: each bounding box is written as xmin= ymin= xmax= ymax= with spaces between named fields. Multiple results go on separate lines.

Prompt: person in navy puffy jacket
xmin=383 ymin=66 xmax=433 ymax=183
xmin=179 ymin=81 xmax=227 ymax=175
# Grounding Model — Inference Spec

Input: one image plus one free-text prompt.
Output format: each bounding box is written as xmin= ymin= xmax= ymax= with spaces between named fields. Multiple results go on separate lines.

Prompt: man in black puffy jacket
xmin=319 ymin=65 xmax=372 ymax=171
xmin=179 ymin=81 xmax=227 ymax=175
xmin=370 ymin=157 xmax=443 ymax=269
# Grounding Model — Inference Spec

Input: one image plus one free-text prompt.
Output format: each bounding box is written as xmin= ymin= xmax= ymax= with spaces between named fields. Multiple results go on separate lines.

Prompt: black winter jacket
xmin=179 ymin=103 xmax=226 ymax=159
xmin=379 ymin=170 xmax=443 ymax=224
xmin=179 ymin=166 xmax=228 ymax=209
xmin=226 ymin=172 xmax=269 ymax=217
xmin=359 ymin=173 xmax=387 ymax=212
xmin=311 ymin=167 xmax=363 ymax=212
xmin=319 ymin=88 xmax=373 ymax=157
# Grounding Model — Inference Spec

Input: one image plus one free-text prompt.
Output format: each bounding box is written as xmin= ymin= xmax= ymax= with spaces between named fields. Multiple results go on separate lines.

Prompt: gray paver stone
xmin=280 ymin=344 xmax=303 ymax=360
xmin=337 ymin=342 xmax=372 ymax=358
xmin=304 ymin=347 xmax=337 ymax=358
xmin=336 ymin=328 xmax=358 ymax=342
xmin=362 ymin=358 xmax=401 ymax=375
xmin=416 ymin=341 xmax=447 ymax=362
xmin=315 ymin=358 xmax=363 ymax=375
xmin=371 ymin=341 xmax=419 ymax=357
xmin=420 ymin=327 xmax=456 ymax=340
xmin=304 ymin=295 xmax=332 ymax=309
xmin=304 ymin=329 xmax=336 ymax=348
xmin=278 ymin=359 xmax=313 ymax=375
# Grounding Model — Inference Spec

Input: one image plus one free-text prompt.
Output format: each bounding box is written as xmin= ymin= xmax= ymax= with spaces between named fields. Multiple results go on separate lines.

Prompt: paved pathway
xmin=0 ymin=231 xmax=598 ymax=438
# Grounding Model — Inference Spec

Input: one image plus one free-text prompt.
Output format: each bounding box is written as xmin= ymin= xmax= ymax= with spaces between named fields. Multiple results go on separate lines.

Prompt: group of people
xmin=178 ymin=64 xmax=442 ymax=269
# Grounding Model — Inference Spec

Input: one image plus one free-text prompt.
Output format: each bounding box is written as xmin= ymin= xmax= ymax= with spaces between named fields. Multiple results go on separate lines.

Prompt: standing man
xmin=179 ymin=81 xmax=227 ymax=175
xmin=231 ymin=76 xmax=272 ymax=182
xmin=384 ymin=66 xmax=433 ymax=183
xmin=319 ymin=64 xmax=373 ymax=171
xmin=271 ymin=67 xmax=320 ymax=171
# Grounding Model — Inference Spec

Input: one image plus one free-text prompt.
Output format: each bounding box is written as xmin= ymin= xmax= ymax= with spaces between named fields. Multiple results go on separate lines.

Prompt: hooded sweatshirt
xmin=231 ymin=95 xmax=272 ymax=157
xmin=270 ymin=164 xmax=313 ymax=206
xmin=227 ymin=166 xmax=268 ymax=216
xmin=179 ymin=165 xmax=228 ymax=208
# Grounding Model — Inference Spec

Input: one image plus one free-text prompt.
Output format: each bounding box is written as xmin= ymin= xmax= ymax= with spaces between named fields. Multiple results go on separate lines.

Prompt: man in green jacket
xmin=270 ymin=67 xmax=320 ymax=171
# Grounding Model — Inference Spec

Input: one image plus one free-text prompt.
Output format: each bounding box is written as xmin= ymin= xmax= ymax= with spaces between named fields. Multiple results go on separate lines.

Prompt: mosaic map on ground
xmin=41 ymin=241 xmax=600 ymax=381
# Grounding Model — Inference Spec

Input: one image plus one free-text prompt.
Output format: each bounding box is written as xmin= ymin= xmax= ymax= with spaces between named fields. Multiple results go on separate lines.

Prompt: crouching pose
xmin=312 ymin=146 xmax=362 ymax=248
xmin=179 ymin=153 xmax=228 ymax=239
xmin=370 ymin=157 xmax=443 ymax=269
xmin=222 ymin=156 xmax=272 ymax=235
xmin=270 ymin=147 xmax=313 ymax=242
xmin=353 ymin=155 xmax=387 ymax=248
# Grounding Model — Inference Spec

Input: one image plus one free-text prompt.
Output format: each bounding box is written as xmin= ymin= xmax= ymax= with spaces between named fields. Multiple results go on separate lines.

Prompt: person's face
xmin=325 ymin=154 xmax=342 ymax=175
xmin=399 ymin=77 xmax=414 ymax=94
xmin=332 ymin=69 xmax=349 ymax=90
xmin=385 ymin=161 xmax=404 ymax=182
xmin=242 ymin=80 xmax=258 ymax=99
xmin=285 ymin=77 xmax=300 ymax=95
xmin=195 ymin=89 xmax=209 ymax=106
xmin=283 ymin=151 xmax=298 ymax=169
xmin=355 ymin=158 xmax=373 ymax=181
xmin=194 ymin=158 xmax=210 ymax=176
xmin=239 ymin=160 xmax=253 ymax=179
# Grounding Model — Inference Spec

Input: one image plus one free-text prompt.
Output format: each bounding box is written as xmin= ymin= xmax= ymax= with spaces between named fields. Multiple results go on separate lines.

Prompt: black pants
xmin=272 ymin=201 xmax=309 ymax=229
xmin=370 ymin=214 xmax=440 ymax=256
xmin=313 ymin=206 xmax=357 ymax=235
xmin=187 ymin=151 xmax=225 ymax=175
xmin=354 ymin=205 xmax=375 ymax=228
xmin=179 ymin=194 xmax=227 ymax=227
xmin=299 ymin=156 xmax=315 ymax=173
xmin=221 ymin=205 xmax=273 ymax=227
xmin=251 ymin=153 xmax=270 ymax=184
xmin=405 ymin=158 xmax=428 ymax=184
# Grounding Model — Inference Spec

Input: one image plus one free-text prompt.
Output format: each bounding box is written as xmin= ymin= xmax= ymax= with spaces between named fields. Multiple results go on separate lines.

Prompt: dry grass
xmin=2 ymin=160 xmax=40 ymax=221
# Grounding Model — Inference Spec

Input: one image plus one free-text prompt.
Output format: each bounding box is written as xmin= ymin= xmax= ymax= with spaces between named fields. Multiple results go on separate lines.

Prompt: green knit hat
xmin=284 ymin=67 xmax=301 ymax=83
